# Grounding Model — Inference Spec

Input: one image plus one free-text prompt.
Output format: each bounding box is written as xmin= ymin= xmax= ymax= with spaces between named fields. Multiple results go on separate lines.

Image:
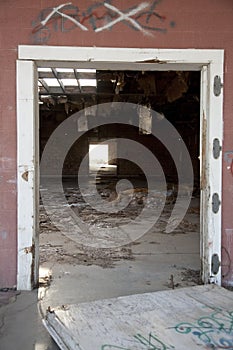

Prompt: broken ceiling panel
xmin=38 ymin=70 xmax=199 ymax=119
xmin=138 ymin=73 xmax=157 ymax=96
xmin=38 ymin=68 xmax=96 ymax=95
xmin=138 ymin=105 xmax=152 ymax=135
xmin=166 ymin=72 xmax=189 ymax=103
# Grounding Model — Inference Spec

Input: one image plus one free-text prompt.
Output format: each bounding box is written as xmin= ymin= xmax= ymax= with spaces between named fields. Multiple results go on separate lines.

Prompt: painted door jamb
xmin=17 ymin=46 xmax=224 ymax=290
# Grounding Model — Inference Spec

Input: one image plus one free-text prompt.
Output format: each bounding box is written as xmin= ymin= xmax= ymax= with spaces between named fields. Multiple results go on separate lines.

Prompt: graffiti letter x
xmin=41 ymin=2 xmax=88 ymax=31
xmin=95 ymin=2 xmax=151 ymax=35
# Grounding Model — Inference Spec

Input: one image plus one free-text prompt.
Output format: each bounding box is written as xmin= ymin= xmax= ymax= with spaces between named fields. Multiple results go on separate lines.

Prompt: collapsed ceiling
xmin=38 ymin=69 xmax=200 ymax=116
xmin=39 ymin=69 xmax=200 ymax=186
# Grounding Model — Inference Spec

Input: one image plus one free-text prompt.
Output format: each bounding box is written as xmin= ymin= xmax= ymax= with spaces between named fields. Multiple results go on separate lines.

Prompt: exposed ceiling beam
xmin=51 ymin=68 xmax=66 ymax=94
xmin=38 ymin=79 xmax=50 ymax=93
xmin=73 ymin=69 xmax=82 ymax=93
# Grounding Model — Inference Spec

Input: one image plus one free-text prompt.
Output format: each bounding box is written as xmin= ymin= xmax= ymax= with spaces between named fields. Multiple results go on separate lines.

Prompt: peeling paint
xmin=200 ymin=113 xmax=207 ymax=191
xmin=30 ymin=242 xmax=36 ymax=288
xmin=136 ymin=58 xmax=167 ymax=63
xmin=22 ymin=171 xmax=29 ymax=182
xmin=24 ymin=246 xmax=33 ymax=254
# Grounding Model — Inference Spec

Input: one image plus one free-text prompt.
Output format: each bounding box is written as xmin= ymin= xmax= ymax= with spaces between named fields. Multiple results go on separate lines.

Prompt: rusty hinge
xmin=213 ymin=75 xmax=223 ymax=96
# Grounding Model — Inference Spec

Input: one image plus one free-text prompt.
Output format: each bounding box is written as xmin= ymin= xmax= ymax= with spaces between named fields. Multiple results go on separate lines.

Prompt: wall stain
xmin=0 ymin=231 xmax=8 ymax=240
xmin=224 ymin=151 xmax=233 ymax=164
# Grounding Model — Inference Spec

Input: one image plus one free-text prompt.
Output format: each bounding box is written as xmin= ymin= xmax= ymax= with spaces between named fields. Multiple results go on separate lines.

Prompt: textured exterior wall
xmin=0 ymin=0 xmax=233 ymax=287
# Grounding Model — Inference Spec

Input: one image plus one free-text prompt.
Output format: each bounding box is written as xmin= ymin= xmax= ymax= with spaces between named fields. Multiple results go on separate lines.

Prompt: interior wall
xmin=0 ymin=0 xmax=232 ymax=287
xmin=41 ymin=122 xmax=198 ymax=182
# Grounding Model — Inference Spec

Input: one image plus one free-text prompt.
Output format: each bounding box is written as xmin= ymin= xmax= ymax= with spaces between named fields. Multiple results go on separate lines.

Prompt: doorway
xmin=89 ymin=144 xmax=109 ymax=172
xmin=17 ymin=47 xmax=224 ymax=291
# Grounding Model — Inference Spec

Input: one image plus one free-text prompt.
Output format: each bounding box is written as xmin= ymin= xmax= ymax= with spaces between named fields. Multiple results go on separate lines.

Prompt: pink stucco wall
xmin=0 ymin=0 xmax=233 ymax=287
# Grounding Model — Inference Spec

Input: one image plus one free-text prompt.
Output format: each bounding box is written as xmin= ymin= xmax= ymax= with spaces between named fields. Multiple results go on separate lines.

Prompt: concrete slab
xmin=0 ymin=291 xmax=58 ymax=350
xmin=43 ymin=285 xmax=233 ymax=350
xmin=0 ymin=290 xmax=20 ymax=307
xmin=39 ymin=224 xmax=200 ymax=310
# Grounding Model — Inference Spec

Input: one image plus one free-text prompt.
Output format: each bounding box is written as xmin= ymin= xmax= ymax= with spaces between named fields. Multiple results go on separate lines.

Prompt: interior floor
xmin=39 ymin=177 xmax=201 ymax=305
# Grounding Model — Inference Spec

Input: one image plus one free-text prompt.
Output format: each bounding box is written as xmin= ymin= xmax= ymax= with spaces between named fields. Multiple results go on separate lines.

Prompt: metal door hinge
xmin=212 ymin=193 xmax=221 ymax=213
xmin=214 ymin=75 xmax=223 ymax=96
xmin=213 ymin=138 xmax=222 ymax=159
xmin=211 ymin=253 xmax=221 ymax=275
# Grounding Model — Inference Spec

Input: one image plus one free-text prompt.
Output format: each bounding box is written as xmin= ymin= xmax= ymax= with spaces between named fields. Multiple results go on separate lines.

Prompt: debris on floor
xmin=39 ymin=180 xmax=200 ymax=289
xmin=180 ymin=268 xmax=202 ymax=285
xmin=40 ymin=182 xmax=199 ymax=235
xmin=40 ymin=236 xmax=133 ymax=268
xmin=39 ymin=269 xmax=53 ymax=287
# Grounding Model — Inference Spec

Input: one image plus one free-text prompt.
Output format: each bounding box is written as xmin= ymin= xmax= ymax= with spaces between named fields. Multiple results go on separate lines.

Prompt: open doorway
xmin=17 ymin=47 xmax=223 ymax=292
xmin=37 ymin=66 xmax=202 ymax=299
xmin=89 ymin=144 xmax=109 ymax=172
xmin=88 ymin=142 xmax=117 ymax=176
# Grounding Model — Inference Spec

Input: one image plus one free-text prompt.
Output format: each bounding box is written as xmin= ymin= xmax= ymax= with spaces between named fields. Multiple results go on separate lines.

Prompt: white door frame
xmin=17 ymin=46 xmax=224 ymax=290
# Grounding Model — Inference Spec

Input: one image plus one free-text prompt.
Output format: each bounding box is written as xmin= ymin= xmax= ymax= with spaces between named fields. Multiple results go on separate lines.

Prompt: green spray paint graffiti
xmin=101 ymin=332 xmax=175 ymax=350
xmin=101 ymin=310 xmax=233 ymax=350
xmin=175 ymin=309 xmax=233 ymax=349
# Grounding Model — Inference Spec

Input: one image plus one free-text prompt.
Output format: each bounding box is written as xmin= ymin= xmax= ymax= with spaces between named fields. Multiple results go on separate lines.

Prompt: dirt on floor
xmin=40 ymin=233 xmax=134 ymax=268
xmin=39 ymin=182 xmax=200 ymax=286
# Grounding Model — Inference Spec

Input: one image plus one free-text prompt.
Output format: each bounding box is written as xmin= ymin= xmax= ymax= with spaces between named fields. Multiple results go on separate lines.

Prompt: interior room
xmin=38 ymin=67 xmax=201 ymax=302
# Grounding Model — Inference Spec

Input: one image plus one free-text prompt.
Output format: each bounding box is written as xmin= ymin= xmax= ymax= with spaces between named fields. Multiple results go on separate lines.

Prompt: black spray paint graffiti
xmin=31 ymin=1 xmax=175 ymax=44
